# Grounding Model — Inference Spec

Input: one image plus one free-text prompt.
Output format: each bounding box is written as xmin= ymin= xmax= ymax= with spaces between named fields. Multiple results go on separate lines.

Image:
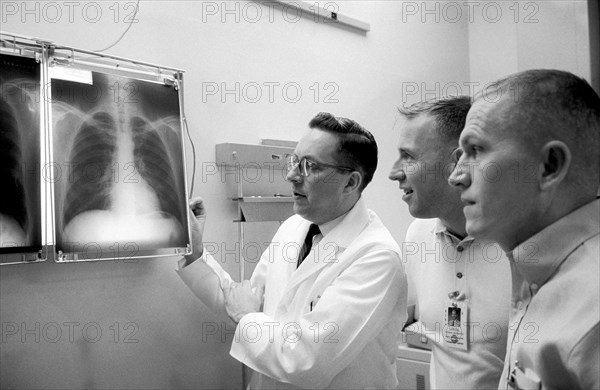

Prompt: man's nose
xmin=389 ymin=162 xmax=407 ymax=181
xmin=448 ymin=158 xmax=470 ymax=188
xmin=285 ymin=166 xmax=302 ymax=183
xmin=389 ymin=170 xmax=406 ymax=181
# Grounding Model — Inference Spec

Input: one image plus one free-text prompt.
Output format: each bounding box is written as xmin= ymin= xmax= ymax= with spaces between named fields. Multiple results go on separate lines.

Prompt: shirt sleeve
xmin=176 ymin=251 xmax=235 ymax=321
xmin=229 ymin=249 xmax=406 ymax=389
xmin=176 ymin=248 xmax=270 ymax=321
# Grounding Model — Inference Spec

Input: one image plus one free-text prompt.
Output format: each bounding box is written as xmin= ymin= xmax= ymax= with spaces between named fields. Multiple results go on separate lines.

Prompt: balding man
xmin=449 ymin=69 xmax=600 ymax=390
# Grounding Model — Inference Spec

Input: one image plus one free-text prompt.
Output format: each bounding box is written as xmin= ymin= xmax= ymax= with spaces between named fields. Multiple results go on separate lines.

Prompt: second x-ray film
xmin=0 ymin=53 xmax=42 ymax=257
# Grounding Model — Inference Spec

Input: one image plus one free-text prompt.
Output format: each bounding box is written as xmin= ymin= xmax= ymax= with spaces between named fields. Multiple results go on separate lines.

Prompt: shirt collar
xmin=509 ymin=198 xmax=600 ymax=287
xmin=312 ymin=196 xmax=369 ymax=250
xmin=433 ymin=218 xmax=474 ymax=246
xmin=318 ymin=209 xmax=348 ymax=237
xmin=317 ymin=196 xmax=366 ymax=238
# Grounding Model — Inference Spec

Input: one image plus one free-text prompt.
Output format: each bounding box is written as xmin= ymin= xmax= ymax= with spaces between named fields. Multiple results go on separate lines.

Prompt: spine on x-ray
xmin=62 ymin=112 xmax=182 ymax=227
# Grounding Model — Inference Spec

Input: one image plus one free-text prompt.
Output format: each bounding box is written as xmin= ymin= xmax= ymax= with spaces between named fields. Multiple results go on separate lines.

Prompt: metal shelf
xmin=233 ymin=197 xmax=294 ymax=222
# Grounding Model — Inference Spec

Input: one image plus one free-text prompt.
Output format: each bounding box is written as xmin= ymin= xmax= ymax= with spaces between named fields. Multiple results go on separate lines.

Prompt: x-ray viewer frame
xmin=0 ymin=32 xmax=193 ymax=264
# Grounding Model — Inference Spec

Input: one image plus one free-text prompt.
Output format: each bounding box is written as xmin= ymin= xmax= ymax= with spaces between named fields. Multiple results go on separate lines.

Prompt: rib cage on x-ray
xmin=62 ymin=112 xmax=184 ymax=229
xmin=0 ymin=96 xmax=27 ymax=233
xmin=62 ymin=112 xmax=117 ymax=228
xmin=52 ymin=72 xmax=188 ymax=253
xmin=0 ymin=54 xmax=41 ymax=251
xmin=130 ymin=116 xmax=184 ymax=224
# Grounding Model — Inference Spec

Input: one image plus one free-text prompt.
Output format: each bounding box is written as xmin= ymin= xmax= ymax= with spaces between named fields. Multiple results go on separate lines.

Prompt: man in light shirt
xmin=389 ymin=96 xmax=511 ymax=389
xmin=449 ymin=69 xmax=600 ymax=389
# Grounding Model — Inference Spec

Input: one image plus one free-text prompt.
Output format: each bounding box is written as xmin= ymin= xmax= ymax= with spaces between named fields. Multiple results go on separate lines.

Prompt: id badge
xmin=443 ymin=300 xmax=468 ymax=350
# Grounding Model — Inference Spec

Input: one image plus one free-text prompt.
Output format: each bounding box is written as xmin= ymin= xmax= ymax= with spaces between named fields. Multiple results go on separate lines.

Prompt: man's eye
xmin=464 ymin=145 xmax=480 ymax=156
xmin=307 ymin=162 xmax=320 ymax=170
xmin=303 ymin=160 xmax=317 ymax=169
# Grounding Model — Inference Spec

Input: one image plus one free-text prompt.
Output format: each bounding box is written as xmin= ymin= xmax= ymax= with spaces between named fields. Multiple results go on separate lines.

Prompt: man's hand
xmin=223 ymin=279 xmax=264 ymax=323
xmin=184 ymin=197 xmax=207 ymax=266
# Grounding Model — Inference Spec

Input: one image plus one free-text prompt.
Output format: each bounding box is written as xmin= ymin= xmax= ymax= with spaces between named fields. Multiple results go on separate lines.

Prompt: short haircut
xmin=397 ymin=96 xmax=472 ymax=141
xmin=480 ymin=69 xmax=600 ymax=190
xmin=308 ymin=112 xmax=378 ymax=191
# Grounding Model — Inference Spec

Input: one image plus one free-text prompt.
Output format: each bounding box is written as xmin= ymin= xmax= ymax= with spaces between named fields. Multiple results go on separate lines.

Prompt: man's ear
xmin=344 ymin=171 xmax=363 ymax=194
xmin=539 ymin=140 xmax=571 ymax=191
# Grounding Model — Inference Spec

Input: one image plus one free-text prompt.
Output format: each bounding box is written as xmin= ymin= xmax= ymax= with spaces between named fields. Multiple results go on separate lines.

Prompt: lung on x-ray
xmin=51 ymin=70 xmax=190 ymax=259
xmin=0 ymin=54 xmax=42 ymax=257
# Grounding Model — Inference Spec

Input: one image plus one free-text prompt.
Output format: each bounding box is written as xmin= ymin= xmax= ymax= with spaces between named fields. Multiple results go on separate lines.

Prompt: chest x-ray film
xmin=0 ymin=54 xmax=43 ymax=260
xmin=50 ymin=69 xmax=190 ymax=261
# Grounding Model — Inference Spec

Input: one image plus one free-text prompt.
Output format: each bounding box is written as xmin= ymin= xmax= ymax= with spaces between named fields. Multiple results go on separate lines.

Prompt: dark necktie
xmin=297 ymin=224 xmax=320 ymax=267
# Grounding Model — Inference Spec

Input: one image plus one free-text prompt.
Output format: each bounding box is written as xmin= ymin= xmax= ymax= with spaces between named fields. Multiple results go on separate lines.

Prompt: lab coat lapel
xmin=280 ymin=198 xmax=370 ymax=301
xmin=276 ymin=222 xmax=307 ymax=291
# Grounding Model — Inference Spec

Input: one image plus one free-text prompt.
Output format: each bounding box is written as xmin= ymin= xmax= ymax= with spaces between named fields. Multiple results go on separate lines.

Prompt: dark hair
xmin=397 ymin=96 xmax=471 ymax=141
xmin=308 ymin=112 xmax=378 ymax=190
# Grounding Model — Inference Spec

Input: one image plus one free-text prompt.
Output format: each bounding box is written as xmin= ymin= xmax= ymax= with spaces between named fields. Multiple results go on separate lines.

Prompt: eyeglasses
xmin=286 ymin=154 xmax=354 ymax=177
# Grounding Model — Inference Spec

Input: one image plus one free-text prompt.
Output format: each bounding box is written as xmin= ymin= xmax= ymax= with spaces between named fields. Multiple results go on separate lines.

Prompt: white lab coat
xmin=177 ymin=198 xmax=407 ymax=389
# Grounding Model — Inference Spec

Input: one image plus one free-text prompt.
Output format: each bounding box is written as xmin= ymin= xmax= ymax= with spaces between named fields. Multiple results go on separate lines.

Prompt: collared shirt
xmin=319 ymin=208 xmax=348 ymax=237
xmin=404 ymin=218 xmax=511 ymax=390
xmin=500 ymin=199 xmax=600 ymax=390
xmin=307 ymin=208 xmax=349 ymax=252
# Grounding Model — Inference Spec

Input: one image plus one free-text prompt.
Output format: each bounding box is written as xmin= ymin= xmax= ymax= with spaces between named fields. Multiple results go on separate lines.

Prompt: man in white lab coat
xmin=178 ymin=112 xmax=407 ymax=389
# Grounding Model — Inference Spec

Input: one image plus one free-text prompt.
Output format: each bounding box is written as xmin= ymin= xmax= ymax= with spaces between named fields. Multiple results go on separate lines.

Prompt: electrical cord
xmin=93 ymin=0 xmax=141 ymax=53
xmin=183 ymin=115 xmax=197 ymax=196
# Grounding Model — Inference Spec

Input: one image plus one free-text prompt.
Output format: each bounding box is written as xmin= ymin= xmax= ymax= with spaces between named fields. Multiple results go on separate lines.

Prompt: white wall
xmin=0 ymin=1 xmax=593 ymax=389
xmin=468 ymin=0 xmax=592 ymax=87
xmin=0 ymin=1 xmax=469 ymax=388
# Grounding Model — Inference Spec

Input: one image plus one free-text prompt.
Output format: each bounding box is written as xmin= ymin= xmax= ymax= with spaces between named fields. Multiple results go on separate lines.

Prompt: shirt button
xmin=457 ymin=246 xmax=464 ymax=252
xmin=457 ymin=272 xmax=463 ymax=279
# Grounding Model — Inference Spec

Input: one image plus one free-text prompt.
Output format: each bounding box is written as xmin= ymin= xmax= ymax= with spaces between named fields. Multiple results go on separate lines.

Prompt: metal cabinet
xmin=215 ymin=142 xmax=296 ymax=279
